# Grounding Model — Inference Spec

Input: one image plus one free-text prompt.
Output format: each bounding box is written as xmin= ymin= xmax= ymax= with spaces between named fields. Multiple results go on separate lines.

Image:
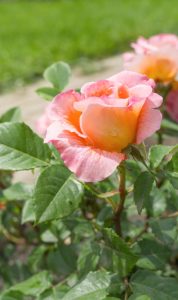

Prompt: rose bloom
xmin=45 ymin=71 xmax=162 ymax=182
xmin=123 ymin=34 xmax=178 ymax=83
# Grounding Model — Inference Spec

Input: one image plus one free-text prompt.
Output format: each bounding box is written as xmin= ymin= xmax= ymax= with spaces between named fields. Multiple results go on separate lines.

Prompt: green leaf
xmin=62 ymin=271 xmax=111 ymax=300
xmin=6 ymin=271 xmax=52 ymax=297
xmin=0 ymin=107 xmax=21 ymax=123
xmin=0 ymin=122 xmax=51 ymax=170
xmin=37 ymin=288 xmax=55 ymax=300
xmin=149 ymin=218 xmax=177 ymax=245
xmin=135 ymin=238 xmax=170 ymax=271
xmin=54 ymin=284 xmax=70 ymax=299
xmin=103 ymin=228 xmax=138 ymax=276
xmin=47 ymin=245 xmax=77 ymax=276
xmin=166 ymin=172 xmax=178 ymax=189
xmin=129 ymin=145 xmax=147 ymax=166
xmin=134 ymin=171 xmax=154 ymax=214
xmin=0 ymin=291 xmax=24 ymax=300
xmin=3 ymin=182 xmax=33 ymax=201
xmin=44 ymin=61 xmax=71 ymax=90
xmin=21 ymin=198 xmax=35 ymax=224
xmin=131 ymin=270 xmax=178 ymax=299
xmin=170 ymin=151 xmax=178 ymax=171
xmin=36 ymin=87 xmax=59 ymax=101
xmin=148 ymin=144 xmax=178 ymax=169
xmin=41 ymin=229 xmax=58 ymax=243
xmin=161 ymin=118 xmax=178 ymax=137
xmin=77 ymin=242 xmax=101 ymax=277
xmin=27 ymin=245 xmax=47 ymax=273
xmin=34 ymin=164 xmax=83 ymax=223
xmin=125 ymin=160 xmax=142 ymax=183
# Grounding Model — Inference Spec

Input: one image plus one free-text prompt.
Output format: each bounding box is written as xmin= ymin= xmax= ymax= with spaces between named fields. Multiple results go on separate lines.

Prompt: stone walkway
xmin=0 ymin=55 xmax=123 ymax=183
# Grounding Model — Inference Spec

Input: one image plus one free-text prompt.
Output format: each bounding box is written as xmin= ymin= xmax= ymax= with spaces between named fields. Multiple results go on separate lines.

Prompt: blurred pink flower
xmin=36 ymin=106 xmax=52 ymax=137
xmin=123 ymin=34 xmax=178 ymax=83
xmin=45 ymin=71 xmax=162 ymax=182
xmin=166 ymin=89 xmax=178 ymax=122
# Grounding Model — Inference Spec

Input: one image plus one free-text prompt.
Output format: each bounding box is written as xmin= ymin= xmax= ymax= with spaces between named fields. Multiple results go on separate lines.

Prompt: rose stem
xmin=114 ymin=164 xmax=126 ymax=236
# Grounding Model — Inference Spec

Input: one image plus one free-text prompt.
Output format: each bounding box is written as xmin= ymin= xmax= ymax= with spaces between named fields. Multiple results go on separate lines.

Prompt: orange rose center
xmin=140 ymin=56 xmax=177 ymax=82
xmin=81 ymin=103 xmax=143 ymax=152
xmin=118 ymin=85 xmax=129 ymax=98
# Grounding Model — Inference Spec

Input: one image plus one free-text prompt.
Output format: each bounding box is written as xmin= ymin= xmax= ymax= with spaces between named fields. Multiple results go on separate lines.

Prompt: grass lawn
xmin=0 ymin=0 xmax=178 ymax=91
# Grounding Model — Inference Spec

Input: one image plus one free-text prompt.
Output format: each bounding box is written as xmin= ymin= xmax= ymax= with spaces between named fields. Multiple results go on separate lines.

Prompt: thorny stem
xmin=114 ymin=164 xmax=126 ymax=236
xmin=124 ymin=277 xmax=131 ymax=300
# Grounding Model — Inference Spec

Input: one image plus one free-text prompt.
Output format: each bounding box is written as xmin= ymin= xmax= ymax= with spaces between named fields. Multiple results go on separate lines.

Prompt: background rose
xmin=123 ymin=34 xmax=178 ymax=83
xmin=45 ymin=71 xmax=162 ymax=182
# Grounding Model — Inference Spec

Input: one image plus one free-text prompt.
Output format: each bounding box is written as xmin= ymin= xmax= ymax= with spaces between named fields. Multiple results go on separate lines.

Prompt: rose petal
xmin=136 ymin=102 xmax=162 ymax=143
xmin=47 ymin=90 xmax=82 ymax=135
xmin=48 ymin=90 xmax=82 ymax=120
xmin=74 ymin=97 xmax=104 ymax=112
xmin=52 ymin=132 xmax=125 ymax=182
xmin=81 ymin=80 xmax=112 ymax=97
xmin=130 ymin=84 xmax=152 ymax=98
xmin=148 ymin=93 xmax=163 ymax=108
xmin=149 ymin=34 xmax=178 ymax=48
xmin=108 ymin=70 xmax=155 ymax=88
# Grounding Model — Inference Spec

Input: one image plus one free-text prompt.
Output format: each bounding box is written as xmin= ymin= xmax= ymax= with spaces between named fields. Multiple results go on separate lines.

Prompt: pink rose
xmin=124 ymin=34 xmax=178 ymax=83
xmin=45 ymin=71 xmax=162 ymax=182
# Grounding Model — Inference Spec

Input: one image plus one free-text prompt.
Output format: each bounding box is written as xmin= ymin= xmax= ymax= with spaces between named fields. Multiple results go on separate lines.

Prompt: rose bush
xmin=1 ymin=59 xmax=178 ymax=300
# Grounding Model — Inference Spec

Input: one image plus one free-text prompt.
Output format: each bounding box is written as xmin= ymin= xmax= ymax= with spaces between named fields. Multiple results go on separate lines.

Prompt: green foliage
xmin=161 ymin=119 xmax=178 ymax=136
xmin=1 ymin=271 xmax=52 ymax=299
xmin=103 ymin=228 xmax=138 ymax=277
xmin=43 ymin=61 xmax=71 ymax=91
xmin=61 ymin=271 xmax=111 ymax=300
xmin=77 ymin=242 xmax=101 ymax=277
xmin=37 ymin=61 xmax=71 ymax=101
xmin=134 ymin=172 xmax=154 ymax=214
xmin=1 ymin=64 xmax=178 ymax=299
xmin=0 ymin=122 xmax=51 ymax=170
xmin=34 ymin=164 xmax=83 ymax=223
xmin=148 ymin=144 xmax=178 ymax=169
xmin=3 ymin=182 xmax=33 ymax=201
xmin=131 ymin=270 xmax=178 ymax=299
xmin=0 ymin=107 xmax=21 ymax=123
xmin=135 ymin=238 xmax=170 ymax=271
xmin=36 ymin=87 xmax=59 ymax=101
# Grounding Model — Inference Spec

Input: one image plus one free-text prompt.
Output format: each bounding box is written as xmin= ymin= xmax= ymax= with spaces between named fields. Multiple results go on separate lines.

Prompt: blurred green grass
xmin=0 ymin=0 xmax=178 ymax=91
